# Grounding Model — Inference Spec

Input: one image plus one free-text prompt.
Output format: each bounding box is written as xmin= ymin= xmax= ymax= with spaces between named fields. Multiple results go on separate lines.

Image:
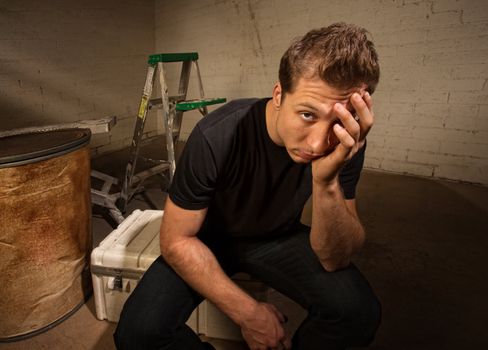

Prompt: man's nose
xmin=307 ymin=123 xmax=332 ymax=155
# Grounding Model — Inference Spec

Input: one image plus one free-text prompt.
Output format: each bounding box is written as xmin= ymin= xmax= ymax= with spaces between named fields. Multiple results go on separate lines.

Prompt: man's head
xmin=278 ymin=22 xmax=380 ymax=100
xmin=266 ymin=23 xmax=380 ymax=164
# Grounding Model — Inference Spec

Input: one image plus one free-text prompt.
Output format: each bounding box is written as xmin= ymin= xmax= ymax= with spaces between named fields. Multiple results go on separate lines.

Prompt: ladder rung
xmin=148 ymin=95 xmax=186 ymax=109
xmin=148 ymin=98 xmax=162 ymax=109
xmin=169 ymin=94 xmax=186 ymax=102
xmin=132 ymin=163 xmax=170 ymax=184
xmin=148 ymin=52 xmax=199 ymax=65
xmin=138 ymin=132 xmax=180 ymax=148
xmin=176 ymin=98 xmax=227 ymax=111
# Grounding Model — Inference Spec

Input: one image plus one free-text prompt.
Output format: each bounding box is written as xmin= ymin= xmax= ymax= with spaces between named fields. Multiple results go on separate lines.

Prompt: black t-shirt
xmin=169 ymin=98 xmax=366 ymax=238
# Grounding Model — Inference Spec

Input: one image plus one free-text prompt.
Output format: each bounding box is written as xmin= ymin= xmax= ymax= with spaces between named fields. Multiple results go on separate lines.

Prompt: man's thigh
xmin=236 ymin=228 xmax=378 ymax=314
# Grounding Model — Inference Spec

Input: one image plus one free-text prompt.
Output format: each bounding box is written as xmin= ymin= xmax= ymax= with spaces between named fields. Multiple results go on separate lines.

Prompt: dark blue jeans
xmin=114 ymin=226 xmax=381 ymax=349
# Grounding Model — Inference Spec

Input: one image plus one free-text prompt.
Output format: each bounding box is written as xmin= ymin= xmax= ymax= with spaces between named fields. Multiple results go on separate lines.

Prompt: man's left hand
xmin=311 ymin=91 xmax=374 ymax=185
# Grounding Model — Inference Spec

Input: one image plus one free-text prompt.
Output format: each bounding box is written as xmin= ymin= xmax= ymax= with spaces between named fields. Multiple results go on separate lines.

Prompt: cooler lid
xmin=0 ymin=128 xmax=91 ymax=167
xmin=92 ymin=210 xmax=163 ymax=270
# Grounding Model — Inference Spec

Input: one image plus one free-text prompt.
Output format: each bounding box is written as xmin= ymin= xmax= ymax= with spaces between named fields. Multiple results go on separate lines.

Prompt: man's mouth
xmin=295 ymin=150 xmax=321 ymax=161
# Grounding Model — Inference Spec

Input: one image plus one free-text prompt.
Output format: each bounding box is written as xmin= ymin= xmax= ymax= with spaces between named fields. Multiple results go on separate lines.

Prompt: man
xmin=115 ymin=22 xmax=381 ymax=350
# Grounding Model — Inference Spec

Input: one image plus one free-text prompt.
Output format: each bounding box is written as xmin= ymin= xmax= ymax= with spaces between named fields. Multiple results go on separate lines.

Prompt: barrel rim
xmin=0 ymin=128 xmax=91 ymax=168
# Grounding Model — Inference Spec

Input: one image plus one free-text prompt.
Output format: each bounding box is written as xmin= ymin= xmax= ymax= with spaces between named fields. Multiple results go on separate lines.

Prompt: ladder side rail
xmin=172 ymin=60 xmax=193 ymax=144
xmin=158 ymin=62 xmax=176 ymax=181
xmin=119 ymin=64 xmax=157 ymax=211
xmin=194 ymin=60 xmax=209 ymax=116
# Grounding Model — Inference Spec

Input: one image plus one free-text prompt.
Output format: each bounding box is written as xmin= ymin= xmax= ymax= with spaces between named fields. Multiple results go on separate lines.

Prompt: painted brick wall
xmin=0 ymin=0 xmax=155 ymax=156
xmin=155 ymin=0 xmax=488 ymax=186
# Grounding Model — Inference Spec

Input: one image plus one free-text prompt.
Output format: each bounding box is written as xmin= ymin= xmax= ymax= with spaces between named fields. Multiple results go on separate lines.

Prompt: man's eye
xmin=300 ymin=112 xmax=314 ymax=121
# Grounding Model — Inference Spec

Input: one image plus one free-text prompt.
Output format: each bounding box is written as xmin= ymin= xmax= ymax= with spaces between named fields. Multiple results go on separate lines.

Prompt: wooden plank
xmin=0 ymin=116 xmax=117 ymax=137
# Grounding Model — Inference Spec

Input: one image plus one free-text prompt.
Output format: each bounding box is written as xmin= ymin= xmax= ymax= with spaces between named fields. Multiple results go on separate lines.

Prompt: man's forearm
xmin=161 ymin=236 xmax=257 ymax=326
xmin=309 ymin=179 xmax=365 ymax=272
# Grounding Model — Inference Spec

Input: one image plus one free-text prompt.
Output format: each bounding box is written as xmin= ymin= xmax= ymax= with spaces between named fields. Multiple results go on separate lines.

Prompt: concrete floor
xmin=1 ymin=138 xmax=488 ymax=349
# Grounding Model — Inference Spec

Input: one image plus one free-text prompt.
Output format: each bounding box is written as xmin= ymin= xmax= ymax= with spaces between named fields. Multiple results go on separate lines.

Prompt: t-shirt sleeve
xmin=168 ymin=126 xmax=218 ymax=210
xmin=339 ymin=140 xmax=367 ymax=200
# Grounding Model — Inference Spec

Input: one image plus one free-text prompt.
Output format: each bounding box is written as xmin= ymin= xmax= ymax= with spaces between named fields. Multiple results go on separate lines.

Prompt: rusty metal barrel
xmin=0 ymin=128 xmax=92 ymax=341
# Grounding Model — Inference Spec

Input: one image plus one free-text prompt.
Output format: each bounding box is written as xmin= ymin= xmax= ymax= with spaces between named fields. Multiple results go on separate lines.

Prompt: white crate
xmin=90 ymin=209 xmax=197 ymax=330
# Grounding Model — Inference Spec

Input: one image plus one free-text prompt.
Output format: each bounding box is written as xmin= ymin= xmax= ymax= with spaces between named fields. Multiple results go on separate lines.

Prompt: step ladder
xmin=117 ymin=52 xmax=226 ymax=213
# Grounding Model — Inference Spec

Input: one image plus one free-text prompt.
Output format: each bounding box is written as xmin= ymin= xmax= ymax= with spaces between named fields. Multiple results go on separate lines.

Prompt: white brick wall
xmin=155 ymin=0 xmax=488 ymax=186
xmin=2 ymin=1 xmax=486 ymax=186
xmin=0 ymin=0 xmax=155 ymax=156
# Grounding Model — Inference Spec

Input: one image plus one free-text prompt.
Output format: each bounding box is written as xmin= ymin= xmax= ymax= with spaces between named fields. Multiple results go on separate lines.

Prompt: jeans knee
xmin=114 ymin=304 xmax=169 ymax=350
xmin=113 ymin=312 xmax=148 ymax=350
xmin=309 ymin=289 xmax=381 ymax=347
xmin=340 ymin=291 xmax=382 ymax=346
xmin=113 ymin=326 xmax=127 ymax=350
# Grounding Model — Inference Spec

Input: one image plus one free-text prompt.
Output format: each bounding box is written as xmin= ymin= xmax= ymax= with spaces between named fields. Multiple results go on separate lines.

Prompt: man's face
xmin=268 ymin=77 xmax=367 ymax=164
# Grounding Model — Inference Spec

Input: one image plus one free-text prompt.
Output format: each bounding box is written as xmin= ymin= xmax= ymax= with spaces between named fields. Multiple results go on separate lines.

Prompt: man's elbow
xmin=319 ymin=257 xmax=351 ymax=272
xmin=159 ymin=240 xmax=170 ymax=258
xmin=159 ymin=231 xmax=178 ymax=262
xmin=310 ymin=243 xmax=345 ymax=272
xmin=355 ymin=230 xmax=366 ymax=251
xmin=319 ymin=240 xmax=365 ymax=272
xmin=159 ymin=232 xmax=195 ymax=267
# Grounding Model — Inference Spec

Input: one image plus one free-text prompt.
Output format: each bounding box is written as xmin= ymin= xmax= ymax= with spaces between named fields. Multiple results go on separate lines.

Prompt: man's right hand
xmin=239 ymin=302 xmax=291 ymax=350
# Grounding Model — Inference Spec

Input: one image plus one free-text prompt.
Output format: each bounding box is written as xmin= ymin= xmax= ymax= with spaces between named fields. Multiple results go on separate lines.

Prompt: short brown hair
xmin=279 ymin=23 xmax=380 ymax=97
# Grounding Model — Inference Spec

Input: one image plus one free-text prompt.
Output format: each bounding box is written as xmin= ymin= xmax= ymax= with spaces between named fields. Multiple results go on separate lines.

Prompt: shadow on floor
xmin=353 ymin=171 xmax=488 ymax=349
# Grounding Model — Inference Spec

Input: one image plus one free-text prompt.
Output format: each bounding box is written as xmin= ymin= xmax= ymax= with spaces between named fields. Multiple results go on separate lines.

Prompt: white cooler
xmin=91 ymin=209 xmax=305 ymax=340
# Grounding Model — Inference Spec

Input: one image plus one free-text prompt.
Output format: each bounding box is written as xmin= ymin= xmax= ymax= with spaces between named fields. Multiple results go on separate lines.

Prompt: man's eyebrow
xmin=296 ymin=103 xmax=319 ymax=111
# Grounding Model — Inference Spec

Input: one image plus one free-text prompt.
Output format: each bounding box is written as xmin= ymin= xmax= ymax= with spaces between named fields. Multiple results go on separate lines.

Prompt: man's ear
xmin=272 ymin=82 xmax=282 ymax=109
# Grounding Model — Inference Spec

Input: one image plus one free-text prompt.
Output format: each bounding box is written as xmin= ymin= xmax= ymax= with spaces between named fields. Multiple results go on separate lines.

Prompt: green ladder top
xmin=176 ymin=98 xmax=226 ymax=111
xmin=148 ymin=52 xmax=199 ymax=65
